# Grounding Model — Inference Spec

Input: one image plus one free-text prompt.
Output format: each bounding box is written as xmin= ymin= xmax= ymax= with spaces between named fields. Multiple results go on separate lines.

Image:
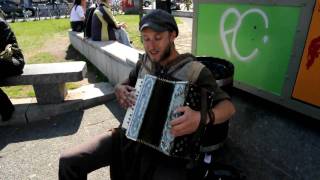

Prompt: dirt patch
xmin=24 ymin=34 xmax=69 ymax=60
xmin=42 ymin=34 xmax=70 ymax=59
xmin=26 ymin=33 xmax=105 ymax=88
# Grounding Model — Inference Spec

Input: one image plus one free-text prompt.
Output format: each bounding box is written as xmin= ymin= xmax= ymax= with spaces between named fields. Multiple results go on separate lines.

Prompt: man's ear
xmin=170 ymin=31 xmax=177 ymax=41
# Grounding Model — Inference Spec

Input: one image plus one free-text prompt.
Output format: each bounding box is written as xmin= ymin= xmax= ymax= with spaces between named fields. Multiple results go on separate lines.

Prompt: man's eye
xmin=155 ymin=36 xmax=162 ymax=41
xmin=143 ymin=38 xmax=150 ymax=42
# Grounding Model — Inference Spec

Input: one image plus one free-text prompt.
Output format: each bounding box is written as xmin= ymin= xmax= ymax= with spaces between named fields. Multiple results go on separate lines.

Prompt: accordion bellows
xmin=122 ymin=75 xmax=214 ymax=159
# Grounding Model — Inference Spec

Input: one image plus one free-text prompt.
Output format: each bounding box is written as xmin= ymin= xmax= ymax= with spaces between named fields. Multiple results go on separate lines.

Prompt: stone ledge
xmin=0 ymin=61 xmax=87 ymax=86
xmin=69 ymin=31 xmax=143 ymax=85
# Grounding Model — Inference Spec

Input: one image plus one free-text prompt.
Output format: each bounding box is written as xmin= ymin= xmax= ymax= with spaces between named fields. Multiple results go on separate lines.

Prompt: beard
xmin=148 ymin=42 xmax=173 ymax=63
xmin=158 ymin=42 xmax=172 ymax=63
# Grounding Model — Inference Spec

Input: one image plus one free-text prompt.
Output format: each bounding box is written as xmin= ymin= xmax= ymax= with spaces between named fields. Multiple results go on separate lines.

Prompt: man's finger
xmin=170 ymin=116 xmax=184 ymax=126
xmin=171 ymin=123 xmax=187 ymax=137
xmin=126 ymin=86 xmax=135 ymax=91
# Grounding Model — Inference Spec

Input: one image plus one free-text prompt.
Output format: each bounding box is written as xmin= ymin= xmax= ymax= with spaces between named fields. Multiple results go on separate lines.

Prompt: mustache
xmin=148 ymin=49 xmax=160 ymax=53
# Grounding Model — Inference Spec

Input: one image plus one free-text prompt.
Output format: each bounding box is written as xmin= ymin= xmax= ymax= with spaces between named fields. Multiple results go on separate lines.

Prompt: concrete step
xmin=0 ymin=82 xmax=115 ymax=126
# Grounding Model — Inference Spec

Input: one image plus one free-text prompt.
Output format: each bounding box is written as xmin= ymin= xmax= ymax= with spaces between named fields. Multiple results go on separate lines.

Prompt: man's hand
xmin=115 ymin=84 xmax=135 ymax=109
xmin=170 ymin=106 xmax=201 ymax=137
xmin=0 ymin=44 xmax=13 ymax=60
xmin=118 ymin=22 xmax=127 ymax=29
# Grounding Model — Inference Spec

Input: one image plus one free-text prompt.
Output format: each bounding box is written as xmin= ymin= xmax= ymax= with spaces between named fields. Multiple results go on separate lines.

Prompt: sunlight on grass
xmin=10 ymin=19 xmax=70 ymax=53
xmin=115 ymin=15 xmax=142 ymax=49
xmin=2 ymin=86 xmax=35 ymax=98
xmin=28 ymin=52 xmax=62 ymax=64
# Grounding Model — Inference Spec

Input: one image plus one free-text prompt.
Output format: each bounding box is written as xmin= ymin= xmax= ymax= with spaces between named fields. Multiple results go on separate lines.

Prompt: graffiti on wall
xmin=306 ymin=36 xmax=320 ymax=69
xmin=196 ymin=4 xmax=300 ymax=95
xmin=220 ymin=8 xmax=269 ymax=61
xmin=293 ymin=0 xmax=320 ymax=107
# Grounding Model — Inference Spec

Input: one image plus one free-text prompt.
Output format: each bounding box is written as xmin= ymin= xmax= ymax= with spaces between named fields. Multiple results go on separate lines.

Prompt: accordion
xmin=122 ymin=75 xmax=214 ymax=159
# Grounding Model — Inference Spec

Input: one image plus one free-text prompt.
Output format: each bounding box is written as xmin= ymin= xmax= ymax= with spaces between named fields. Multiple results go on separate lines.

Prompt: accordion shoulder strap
xmin=138 ymin=53 xmax=205 ymax=83
xmin=169 ymin=60 xmax=205 ymax=83
xmin=187 ymin=61 xmax=205 ymax=84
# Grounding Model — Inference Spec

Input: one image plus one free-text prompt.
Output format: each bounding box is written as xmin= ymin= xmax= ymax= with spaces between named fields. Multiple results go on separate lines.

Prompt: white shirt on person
xmin=70 ymin=5 xmax=85 ymax=22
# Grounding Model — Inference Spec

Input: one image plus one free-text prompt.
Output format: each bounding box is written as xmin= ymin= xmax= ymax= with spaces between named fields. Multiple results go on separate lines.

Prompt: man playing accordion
xmin=59 ymin=9 xmax=236 ymax=180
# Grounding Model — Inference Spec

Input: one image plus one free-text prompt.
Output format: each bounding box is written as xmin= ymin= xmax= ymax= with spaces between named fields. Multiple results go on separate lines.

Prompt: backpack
xmin=84 ymin=5 xmax=97 ymax=38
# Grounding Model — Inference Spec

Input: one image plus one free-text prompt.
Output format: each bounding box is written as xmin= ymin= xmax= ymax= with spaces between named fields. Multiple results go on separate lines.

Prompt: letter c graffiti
xmin=220 ymin=8 xmax=269 ymax=61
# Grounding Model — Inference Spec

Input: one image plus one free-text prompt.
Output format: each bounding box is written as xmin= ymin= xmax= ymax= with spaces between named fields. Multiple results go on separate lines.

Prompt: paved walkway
xmin=1 ymin=17 xmax=320 ymax=180
xmin=175 ymin=17 xmax=193 ymax=54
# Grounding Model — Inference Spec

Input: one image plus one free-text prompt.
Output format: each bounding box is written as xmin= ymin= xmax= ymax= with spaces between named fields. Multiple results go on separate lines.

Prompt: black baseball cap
xmin=139 ymin=9 xmax=179 ymax=37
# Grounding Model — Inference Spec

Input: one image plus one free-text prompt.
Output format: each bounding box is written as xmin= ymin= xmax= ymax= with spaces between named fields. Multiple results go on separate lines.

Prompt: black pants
xmin=59 ymin=132 xmax=113 ymax=180
xmin=0 ymin=58 xmax=24 ymax=121
xmin=0 ymin=58 xmax=24 ymax=78
xmin=58 ymin=130 xmax=190 ymax=180
xmin=0 ymin=88 xmax=14 ymax=121
xmin=70 ymin=21 xmax=84 ymax=32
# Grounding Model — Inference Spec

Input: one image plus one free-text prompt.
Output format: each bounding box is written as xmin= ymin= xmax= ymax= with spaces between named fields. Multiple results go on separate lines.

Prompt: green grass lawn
xmin=3 ymin=15 xmax=181 ymax=98
xmin=10 ymin=19 xmax=70 ymax=54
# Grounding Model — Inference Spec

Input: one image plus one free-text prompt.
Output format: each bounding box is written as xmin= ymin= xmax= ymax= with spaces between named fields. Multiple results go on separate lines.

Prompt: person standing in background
xmin=70 ymin=0 xmax=85 ymax=32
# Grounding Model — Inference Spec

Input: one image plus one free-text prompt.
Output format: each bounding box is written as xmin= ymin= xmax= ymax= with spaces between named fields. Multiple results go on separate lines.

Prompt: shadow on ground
xmin=0 ymin=111 xmax=84 ymax=151
xmin=219 ymin=88 xmax=320 ymax=180
xmin=104 ymin=100 xmax=126 ymax=124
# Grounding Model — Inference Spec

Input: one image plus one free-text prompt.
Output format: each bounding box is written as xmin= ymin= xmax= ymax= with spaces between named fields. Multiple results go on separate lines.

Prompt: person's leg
xmin=70 ymin=21 xmax=84 ymax=32
xmin=114 ymin=28 xmax=132 ymax=47
xmin=0 ymin=88 xmax=14 ymax=121
xmin=152 ymin=164 xmax=188 ymax=180
xmin=59 ymin=131 xmax=113 ymax=180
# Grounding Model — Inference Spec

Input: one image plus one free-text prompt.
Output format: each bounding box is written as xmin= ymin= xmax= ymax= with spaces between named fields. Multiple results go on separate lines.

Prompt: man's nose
xmin=148 ymin=40 xmax=157 ymax=49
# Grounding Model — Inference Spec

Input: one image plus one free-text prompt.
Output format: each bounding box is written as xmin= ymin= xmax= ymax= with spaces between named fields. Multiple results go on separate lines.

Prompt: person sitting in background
xmin=83 ymin=0 xmax=98 ymax=38
xmin=0 ymin=17 xmax=25 ymax=121
xmin=91 ymin=0 xmax=132 ymax=47
xmin=70 ymin=0 xmax=85 ymax=32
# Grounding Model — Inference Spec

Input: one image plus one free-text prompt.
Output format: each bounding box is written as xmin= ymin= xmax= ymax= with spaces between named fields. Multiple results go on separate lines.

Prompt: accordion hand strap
xmin=200 ymin=88 xmax=209 ymax=126
xmin=189 ymin=88 xmax=209 ymax=155
xmin=186 ymin=88 xmax=211 ymax=166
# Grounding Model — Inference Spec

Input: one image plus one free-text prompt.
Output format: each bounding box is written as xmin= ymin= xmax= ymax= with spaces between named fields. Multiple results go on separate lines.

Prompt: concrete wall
xmin=69 ymin=31 xmax=143 ymax=85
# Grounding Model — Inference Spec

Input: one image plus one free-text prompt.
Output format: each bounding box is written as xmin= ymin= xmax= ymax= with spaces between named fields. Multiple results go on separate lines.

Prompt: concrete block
xmin=26 ymin=82 xmax=114 ymax=124
xmin=66 ymin=82 xmax=115 ymax=109
xmin=0 ymin=61 xmax=87 ymax=86
xmin=26 ymin=99 xmax=83 ymax=123
xmin=33 ymin=83 xmax=66 ymax=104
xmin=0 ymin=83 xmax=115 ymax=126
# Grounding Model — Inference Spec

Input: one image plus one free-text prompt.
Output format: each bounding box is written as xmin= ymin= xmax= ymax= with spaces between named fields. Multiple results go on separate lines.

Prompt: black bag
xmin=0 ymin=88 xmax=14 ymax=121
xmin=189 ymin=159 xmax=246 ymax=180
xmin=204 ymin=163 xmax=246 ymax=180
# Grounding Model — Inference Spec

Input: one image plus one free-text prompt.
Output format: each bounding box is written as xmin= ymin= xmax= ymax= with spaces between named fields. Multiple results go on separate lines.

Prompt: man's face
xmin=141 ymin=28 xmax=176 ymax=64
